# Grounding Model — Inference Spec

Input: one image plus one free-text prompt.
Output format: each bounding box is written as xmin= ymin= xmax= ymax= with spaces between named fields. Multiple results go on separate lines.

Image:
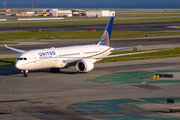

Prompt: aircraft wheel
xmin=23 ymin=73 xmax=28 ymax=77
xmin=23 ymin=70 xmax=28 ymax=77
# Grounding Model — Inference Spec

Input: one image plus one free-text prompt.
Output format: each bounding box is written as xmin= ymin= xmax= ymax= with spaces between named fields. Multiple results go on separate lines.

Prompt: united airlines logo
xmin=38 ymin=51 xmax=56 ymax=56
xmin=100 ymin=30 xmax=109 ymax=46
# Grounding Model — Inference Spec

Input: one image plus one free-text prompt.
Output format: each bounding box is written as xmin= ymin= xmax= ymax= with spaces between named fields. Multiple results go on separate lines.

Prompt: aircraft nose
xmin=15 ymin=61 xmax=22 ymax=70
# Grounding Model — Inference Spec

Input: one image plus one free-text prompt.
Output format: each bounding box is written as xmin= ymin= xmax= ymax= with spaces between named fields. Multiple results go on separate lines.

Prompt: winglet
xmin=98 ymin=17 xmax=114 ymax=46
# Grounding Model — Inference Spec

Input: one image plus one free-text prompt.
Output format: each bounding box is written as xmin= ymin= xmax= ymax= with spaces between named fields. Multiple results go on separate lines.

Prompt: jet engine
xmin=76 ymin=60 xmax=94 ymax=73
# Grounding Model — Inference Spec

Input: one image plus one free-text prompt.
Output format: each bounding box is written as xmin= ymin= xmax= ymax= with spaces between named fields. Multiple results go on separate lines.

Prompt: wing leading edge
xmin=5 ymin=45 xmax=26 ymax=54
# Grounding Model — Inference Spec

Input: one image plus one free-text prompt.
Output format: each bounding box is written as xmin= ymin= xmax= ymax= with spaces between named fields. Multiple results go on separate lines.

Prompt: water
xmin=2 ymin=0 xmax=180 ymax=9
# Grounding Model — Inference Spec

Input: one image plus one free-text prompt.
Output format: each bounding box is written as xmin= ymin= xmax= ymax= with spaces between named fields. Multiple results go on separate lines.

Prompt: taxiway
xmin=0 ymin=21 xmax=180 ymax=33
xmin=0 ymin=57 xmax=180 ymax=120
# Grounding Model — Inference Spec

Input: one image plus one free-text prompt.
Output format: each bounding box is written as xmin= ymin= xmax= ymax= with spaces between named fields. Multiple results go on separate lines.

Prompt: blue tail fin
xmin=98 ymin=17 xmax=114 ymax=46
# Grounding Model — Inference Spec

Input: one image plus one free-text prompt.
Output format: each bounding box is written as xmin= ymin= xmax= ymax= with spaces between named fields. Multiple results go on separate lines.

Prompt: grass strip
xmin=1 ymin=31 xmax=180 ymax=40
xmin=0 ymin=58 xmax=17 ymax=66
xmin=115 ymin=17 xmax=180 ymax=24
xmin=1 ymin=17 xmax=180 ymax=26
xmin=0 ymin=42 xmax=19 ymax=45
xmin=1 ymin=47 xmax=180 ymax=66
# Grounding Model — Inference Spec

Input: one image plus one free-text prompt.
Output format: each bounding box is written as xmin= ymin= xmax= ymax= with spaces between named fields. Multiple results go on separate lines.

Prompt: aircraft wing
xmin=63 ymin=49 xmax=165 ymax=63
xmin=110 ymin=45 xmax=141 ymax=52
xmin=5 ymin=45 xmax=26 ymax=54
xmin=91 ymin=50 xmax=164 ymax=59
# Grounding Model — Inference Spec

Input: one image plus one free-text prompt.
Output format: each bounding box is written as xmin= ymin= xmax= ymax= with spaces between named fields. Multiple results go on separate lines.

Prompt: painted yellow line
xmin=0 ymin=102 xmax=40 ymax=120
xmin=0 ymin=103 xmax=14 ymax=110
xmin=13 ymin=101 xmax=27 ymax=110
xmin=0 ymin=77 xmax=12 ymax=85
xmin=3 ymin=78 xmax=8 ymax=83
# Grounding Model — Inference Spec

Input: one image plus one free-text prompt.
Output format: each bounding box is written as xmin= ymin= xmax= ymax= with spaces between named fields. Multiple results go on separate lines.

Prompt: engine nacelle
xmin=76 ymin=60 xmax=94 ymax=72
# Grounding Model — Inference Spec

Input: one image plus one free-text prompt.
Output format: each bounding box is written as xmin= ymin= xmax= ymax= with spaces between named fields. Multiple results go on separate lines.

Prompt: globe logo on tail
xmin=98 ymin=17 xmax=114 ymax=46
xmin=100 ymin=30 xmax=109 ymax=46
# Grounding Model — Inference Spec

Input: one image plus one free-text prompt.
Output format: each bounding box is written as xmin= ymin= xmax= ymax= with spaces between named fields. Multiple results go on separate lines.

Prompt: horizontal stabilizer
xmin=111 ymin=45 xmax=142 ymax=52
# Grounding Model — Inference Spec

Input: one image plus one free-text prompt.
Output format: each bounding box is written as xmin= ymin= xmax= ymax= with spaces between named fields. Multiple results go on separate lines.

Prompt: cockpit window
xmin=18 ymin=57 xmax=27 ymax=60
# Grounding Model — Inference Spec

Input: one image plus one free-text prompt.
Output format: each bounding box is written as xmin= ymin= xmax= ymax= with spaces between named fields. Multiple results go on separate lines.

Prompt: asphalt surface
xmin=0 ymin=21 xmax=180 ymax=32
xmin=1 ymin=57 xmax=180 ymax=120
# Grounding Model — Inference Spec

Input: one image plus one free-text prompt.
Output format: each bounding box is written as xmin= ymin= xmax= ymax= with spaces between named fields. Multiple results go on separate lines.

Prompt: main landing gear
xmin=50 ymin=68 xmax=60 ymax=73
xmin=22 ymin=70 xmax=28 ymax=77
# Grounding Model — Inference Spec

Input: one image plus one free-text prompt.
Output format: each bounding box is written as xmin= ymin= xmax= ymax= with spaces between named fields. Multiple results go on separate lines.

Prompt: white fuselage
xmin=15 ymin=45 xmax=112 ymax=70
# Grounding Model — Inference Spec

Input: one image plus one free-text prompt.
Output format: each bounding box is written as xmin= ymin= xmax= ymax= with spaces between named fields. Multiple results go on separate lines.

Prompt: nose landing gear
xmin=22 ymin=70 xmax=28 ymax=77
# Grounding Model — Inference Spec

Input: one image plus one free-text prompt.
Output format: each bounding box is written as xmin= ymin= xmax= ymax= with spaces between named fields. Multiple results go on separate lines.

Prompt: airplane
xmin=5 ymin=17 xmax=161 ymax=77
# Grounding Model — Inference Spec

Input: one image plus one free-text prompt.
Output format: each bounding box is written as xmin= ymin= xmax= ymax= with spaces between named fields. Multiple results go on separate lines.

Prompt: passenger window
xmin=24 ymin=58 xmax=27 ymax=60
xmin=20 ymin=58 xmax=23 ymax=60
